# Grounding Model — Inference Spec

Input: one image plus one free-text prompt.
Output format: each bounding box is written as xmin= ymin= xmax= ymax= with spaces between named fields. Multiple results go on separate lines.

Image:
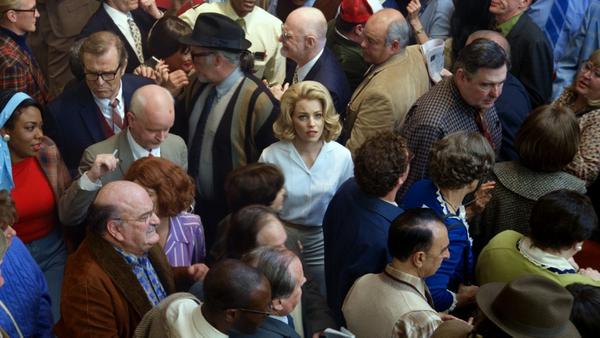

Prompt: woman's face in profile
xmin=165 ymin=48 xmax=194 ymax=74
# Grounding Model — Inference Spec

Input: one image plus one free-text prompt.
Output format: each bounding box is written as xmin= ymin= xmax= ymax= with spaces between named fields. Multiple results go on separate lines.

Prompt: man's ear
xmin=390 ymin=39 xmax=401 ymax=52
xmin=272 ymin=298 xmax=284 ymax=312
xmin=305 ymin=35 xmax=316 ymax=49
xmin=412 ymin=251 xmax=426 ymax=268
xmin=455 ymin=68 xmax=467 ymax=83
xmin=126 ymin=111 xmax=135 ymax=126
xmin=3 ymin=10 xmax=17 ymax=23
xmin=224 ymin=308 xmax=239 ymax=324
xmin=354 ymin=24 xmax=365 ymax=36
xmin=106 ymin=220 xmax=125 ymax=242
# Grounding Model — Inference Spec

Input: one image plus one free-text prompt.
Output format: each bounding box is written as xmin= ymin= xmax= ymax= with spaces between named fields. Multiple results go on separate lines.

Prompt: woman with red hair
xmin=124 ymin=157 xmax=206 ymax=267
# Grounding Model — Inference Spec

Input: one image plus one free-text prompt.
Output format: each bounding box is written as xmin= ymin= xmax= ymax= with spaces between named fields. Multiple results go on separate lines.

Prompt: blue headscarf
xmin=0 ymin=91 xmax=34 ymax=191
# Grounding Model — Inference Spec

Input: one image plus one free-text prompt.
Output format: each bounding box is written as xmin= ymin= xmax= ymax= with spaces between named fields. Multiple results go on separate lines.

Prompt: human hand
xmin=441 ymin=68 xmax=453 ymax=78
xmin=439 ymin=313 xmax=459 ymax=321
xmin=86 ymin=152 xmax=119 ymax=182
xmin=165 ymin=69 xmax=190 ymax=96
xmin=407 ymin=0 xmax=422 ymax=22
xmin=311 ymin=331 xmax=323 ymax=338
xmin=154 ymin=60 xmax=170 ymax=85
xmin=579 ymin=267 xmax=600 ymax=281
xmin=188 ymin=263 xmax=210 ymax=281
xmin=139 ymin=0 xmax=163 ymax=19
xmin=268 ymin=82 xmax=289 ymax=101
xmin=456 ymin=284 xmax=478 ymax=307
xmin=133 ymin=65 xmax=158 ymax=81
xmin=471 ymin=181 xmax=496 ymax=213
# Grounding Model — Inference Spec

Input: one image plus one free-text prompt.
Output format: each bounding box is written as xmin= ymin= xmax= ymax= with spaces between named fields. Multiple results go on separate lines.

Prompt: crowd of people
xmin=0 ymin=0 xmax=599 ymax=337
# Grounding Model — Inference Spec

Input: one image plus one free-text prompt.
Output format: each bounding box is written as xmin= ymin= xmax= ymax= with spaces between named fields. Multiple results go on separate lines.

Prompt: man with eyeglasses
xmin=45 ymin=31 xmax=152 ymax=177
xmin=174 ymin=12 xmax=278 ymax=251
xmin=272 ymin=7 xmax=350 ymax=116
xmin=58 ymin=84 xmax=187 ymax=232
xmin=56 ymin=180 xmax=209 ymax=337
xmin=0 ymin=0 xmax=51 ymax=105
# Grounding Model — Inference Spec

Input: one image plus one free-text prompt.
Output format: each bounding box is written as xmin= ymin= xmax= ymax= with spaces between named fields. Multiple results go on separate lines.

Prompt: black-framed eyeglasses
xmin=191 ymin=51 xmax=214 ymax=61
xmin=113 ymin=209 xmax=155 ymax=225
xmin=281 ymin=24 xmax=293 ymax=41
xmin=9 ymin=6 xmax=37 ymax=14
xmin=84 ymin=65 xmax=122 ymax=81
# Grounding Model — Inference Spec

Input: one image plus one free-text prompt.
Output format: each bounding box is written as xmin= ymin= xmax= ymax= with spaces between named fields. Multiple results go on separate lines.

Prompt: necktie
xmin=127 ymin=16 xmax=144 ymax=63
xmin=544 ymin=0 xmax=568 ymax=49
xmin=474 ymin=109 xmax=495 ymax=150
xmin=236 ymin=18 xmax=247 ymax=32
xmin=110 ymin=98 xmax=125 ymax=130
xmin=292 ymin=68 xmax=299 ymax=84
xmin=188 ymin=87 xmax=217 ymax=180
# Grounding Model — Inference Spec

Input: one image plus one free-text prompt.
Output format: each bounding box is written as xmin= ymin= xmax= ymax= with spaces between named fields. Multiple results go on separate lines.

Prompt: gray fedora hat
xmin=476 ymin=275 xmax=580 ymax=338
xmin=179 ymin=12 xmax=251 ymax=52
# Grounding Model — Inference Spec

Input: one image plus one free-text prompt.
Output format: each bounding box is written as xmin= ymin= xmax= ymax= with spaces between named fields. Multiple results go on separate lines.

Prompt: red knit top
xmin=11 ymin=157 xmax=56 ymax=243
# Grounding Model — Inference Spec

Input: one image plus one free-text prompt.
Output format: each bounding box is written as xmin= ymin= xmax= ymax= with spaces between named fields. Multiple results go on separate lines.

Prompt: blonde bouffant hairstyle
xmin=273 ymin=81 xmax=342 ymax=142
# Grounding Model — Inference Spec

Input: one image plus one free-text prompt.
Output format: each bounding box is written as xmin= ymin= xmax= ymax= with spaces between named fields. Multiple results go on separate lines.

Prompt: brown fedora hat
xmin=179 ymin=12 xmax=251 ymax=52
xmin=477 ymin=275 xmax=580 ymax=338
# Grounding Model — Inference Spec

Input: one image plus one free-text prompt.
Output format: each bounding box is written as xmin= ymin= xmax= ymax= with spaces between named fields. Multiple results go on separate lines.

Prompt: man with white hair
xmin=275 ymin=7 xmax=350 ymax=115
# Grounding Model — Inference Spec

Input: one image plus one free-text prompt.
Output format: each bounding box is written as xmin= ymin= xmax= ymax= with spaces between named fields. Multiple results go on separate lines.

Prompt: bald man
xmin=56 ymin=181 xmax=205 ymax=337
xmin=466 ymin=30 xmax=531 ymax=162
xmin=59 ymin=84 xmax=188 ymax=228
xmin=343 ymin=8 xmax=430 ymax=155
xmin=276 ymin=7 xmax=350 ymax=115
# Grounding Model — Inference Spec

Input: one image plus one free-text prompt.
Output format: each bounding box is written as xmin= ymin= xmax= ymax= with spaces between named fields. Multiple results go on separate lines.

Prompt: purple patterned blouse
xmin=164 ymin=212 xmax=206 ymax=266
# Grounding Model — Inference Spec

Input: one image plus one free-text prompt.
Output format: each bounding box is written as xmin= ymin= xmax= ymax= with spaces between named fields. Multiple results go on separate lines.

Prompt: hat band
xmin=195 ymin=35 xmax=246 ymax=50
xmin=493 ymin=307 xmax=570 ymax=337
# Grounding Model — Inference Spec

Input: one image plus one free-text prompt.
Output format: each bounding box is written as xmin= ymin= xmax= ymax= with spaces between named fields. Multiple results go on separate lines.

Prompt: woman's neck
xmin=292 ymin=139 xmax=323 ymax=169
xmin=439 ymin=186 xmax=469 ymax=214
xmin=573 ymin=94 xmax=589 ymax=113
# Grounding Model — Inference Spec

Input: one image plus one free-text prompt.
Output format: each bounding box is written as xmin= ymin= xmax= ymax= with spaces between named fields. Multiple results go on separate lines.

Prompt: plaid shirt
xmin=0 ymin=29 xmax=51 ymax=105
xmin=113 ymin=246 xmax=167 ymax=306
xmin=400 ymin=77 xmax=502 ymax=196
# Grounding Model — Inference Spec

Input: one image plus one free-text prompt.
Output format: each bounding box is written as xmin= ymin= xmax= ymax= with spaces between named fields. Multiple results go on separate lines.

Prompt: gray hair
xmin=242 ymin=246 xmax=297 ymax=299
xmin=385 ymin=19 xmax=409 ymax=49
xmin=429 ymin=131 xmax=495 ymax=190
xmin=217 ymin=50 xmax=241 ymax=67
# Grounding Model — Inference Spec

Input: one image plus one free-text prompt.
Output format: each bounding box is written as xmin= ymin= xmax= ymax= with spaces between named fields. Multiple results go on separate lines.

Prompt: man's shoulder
xmin=84 ymin=133 xmax=120 ymax=157
xmin=122 ymin=74 xmax=154 ymax=90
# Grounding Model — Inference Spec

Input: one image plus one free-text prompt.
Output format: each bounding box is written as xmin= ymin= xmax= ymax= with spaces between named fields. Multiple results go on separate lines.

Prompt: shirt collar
xmin=221 ymin=0 xmax=255 ymax=20
xmin=103 ymin=2 xmax=130 ymax=21
xmin=269 ymin=315 xmax=289 ymax=324
xmin=385 ymin=264 xmax=429 ymax=298
xmin=126 ymin=128 xmax=161 ymax=160
xmin=497 ymin=13 xmax=523 ymax=37
xmin=297 ymin=48 xmax=324 ymax=81
xmin=92 ymin=81 xmax=124 ymax=112
xmin=216 ymin=67 xmax=244 ymax=97
xmin=112 ymin=244 xmax=148 ymax=265
xmin=517 ymin=236 xmax=577 ymax=274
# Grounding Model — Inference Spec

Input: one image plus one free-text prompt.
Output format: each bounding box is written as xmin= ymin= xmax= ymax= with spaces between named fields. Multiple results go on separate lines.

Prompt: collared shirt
xmin=112 ymin=245 xmax=167 ymax=306
xmin=497 ymin=13 xmax=523 ymax=36
xmin=179 ymin=1 xmax=285 ymax=84
xmin=296 ymin=48 xmax=324 ymax=82
xmin=259 ymin=140 xmax=353 ymax=226
xmin=343 ymin=264 xmax=442 ymax=338
xmin=189 ymin=68 xmax=244 ymax=199
xmin=103 ymin=3 xmax=137 ymax=51
xmin=518 ymin=237 xmax=577 ymax=274
xmin=400 ymin=77 xmax=502 ymax=196
xmin=92 ymin=82 xmax=125 ymax=134
xmin=164 ymin=212 xmax=206 ymax=267
xmin=167 ymin=298 xmax=227 ymax=337
xmin=419 ymin=0 xmax=454 ymax=40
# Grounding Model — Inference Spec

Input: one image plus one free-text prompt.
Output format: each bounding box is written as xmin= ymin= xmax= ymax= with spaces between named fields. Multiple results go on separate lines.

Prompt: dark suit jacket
xmin=506 ymin=13 xmax=553 ymax=108
xmin=79 ymin=6 xmax=156 ymax=73
xmin=230 ymin=317 xmax=300 ymax=338
xmin=45 ymin=74 xmax=152 ymax=177
xmin=54 ymin=233 xmax=176 ymax=337
xmin=285 ymin=47 xmax=351 ymax=118
xmin=494 ymin=72 xmax=531 ymax=161
xmin=323 ymin=178 xmax=404 ymax=326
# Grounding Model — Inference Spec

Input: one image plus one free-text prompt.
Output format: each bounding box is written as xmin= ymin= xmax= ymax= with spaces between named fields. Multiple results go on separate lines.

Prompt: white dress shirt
xmin=92 ymin=80 xmax=125 ymax=134
xmin=259 ymin=140 xmax=354 ymax=226
xmin=103 ymin=3 xmax=138 ymax=52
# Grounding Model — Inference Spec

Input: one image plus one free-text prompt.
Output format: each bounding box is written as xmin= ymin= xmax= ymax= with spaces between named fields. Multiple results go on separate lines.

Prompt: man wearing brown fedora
xmin=431 ymin=274 xmax=581 ymax=338
xmin=174 ymin=12 xmax=279 ymax=251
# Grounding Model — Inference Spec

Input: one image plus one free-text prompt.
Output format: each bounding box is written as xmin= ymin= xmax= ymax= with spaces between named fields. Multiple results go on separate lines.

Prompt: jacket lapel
xmin=116 ymin=131 xmax=134 ymax=177
xmin=78 ymin=85 xmax=109 ymax=143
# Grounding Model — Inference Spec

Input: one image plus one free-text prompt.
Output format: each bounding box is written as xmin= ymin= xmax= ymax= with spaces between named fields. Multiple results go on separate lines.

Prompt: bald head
xmin=127 ymin=84 xmax=174 ymax=150
xmin=362 ymin=9 xmax=408 ymax=64
xmin=467 ymin=30 xmax=511 ymax=57
xmin=282 ymin=7 xmax=327 ymax=65
xmin=288 ymin=7 xmax=327 ymax=43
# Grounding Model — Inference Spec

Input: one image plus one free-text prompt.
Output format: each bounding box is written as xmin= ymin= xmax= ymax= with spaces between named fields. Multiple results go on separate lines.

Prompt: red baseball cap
xmin=340 ymin=0 xmax=373 ymax=24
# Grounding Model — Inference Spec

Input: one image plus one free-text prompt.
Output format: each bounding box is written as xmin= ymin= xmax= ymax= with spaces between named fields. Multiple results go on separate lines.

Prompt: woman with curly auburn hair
xmin=402 ymin=131 xmax=495 ymax=313
xmin=124 ymin=157 xmax=206 ymax=267
xmin=259 ymin=81 xmax=353 ymax=294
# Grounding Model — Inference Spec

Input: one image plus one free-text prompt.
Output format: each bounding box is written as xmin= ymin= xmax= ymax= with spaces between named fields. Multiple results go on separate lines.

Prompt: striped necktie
xmin=127 ymin=16 xmax=144 ymax=63
xmin=544 ymin=0 xmax=568 ymax=49
xmin=110 ymin=98 xmax=125 ymax=130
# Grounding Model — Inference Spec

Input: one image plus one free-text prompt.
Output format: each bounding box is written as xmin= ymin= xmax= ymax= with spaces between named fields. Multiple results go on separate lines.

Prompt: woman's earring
xmin=2 ymin=134 xmax=9 ymax=142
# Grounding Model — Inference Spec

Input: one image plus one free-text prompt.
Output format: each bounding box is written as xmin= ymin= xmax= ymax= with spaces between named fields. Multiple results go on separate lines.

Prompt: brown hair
xmin=0 ymin=190 xmax=16 ymax=228
xmin=224 ymin=163 xmax=285 ymax=213
xmin=354 ymin=131 xmax=410 ymax=196
xmin=516 ymin=105 xmax=580 ymax=172
xmin=124 ymin=157 xmax=195 ymax=217
xmin=274 ymin=81 xmax=342 ymax=142
xmin=79 ymin=31 xmax=128 ymax=68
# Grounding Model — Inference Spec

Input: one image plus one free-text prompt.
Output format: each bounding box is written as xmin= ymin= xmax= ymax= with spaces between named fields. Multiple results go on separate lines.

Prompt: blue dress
xmin=0 ymin=237 xmax=53 ymax=337
xmin=401 ymin=179 xmax=475 ymax=312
